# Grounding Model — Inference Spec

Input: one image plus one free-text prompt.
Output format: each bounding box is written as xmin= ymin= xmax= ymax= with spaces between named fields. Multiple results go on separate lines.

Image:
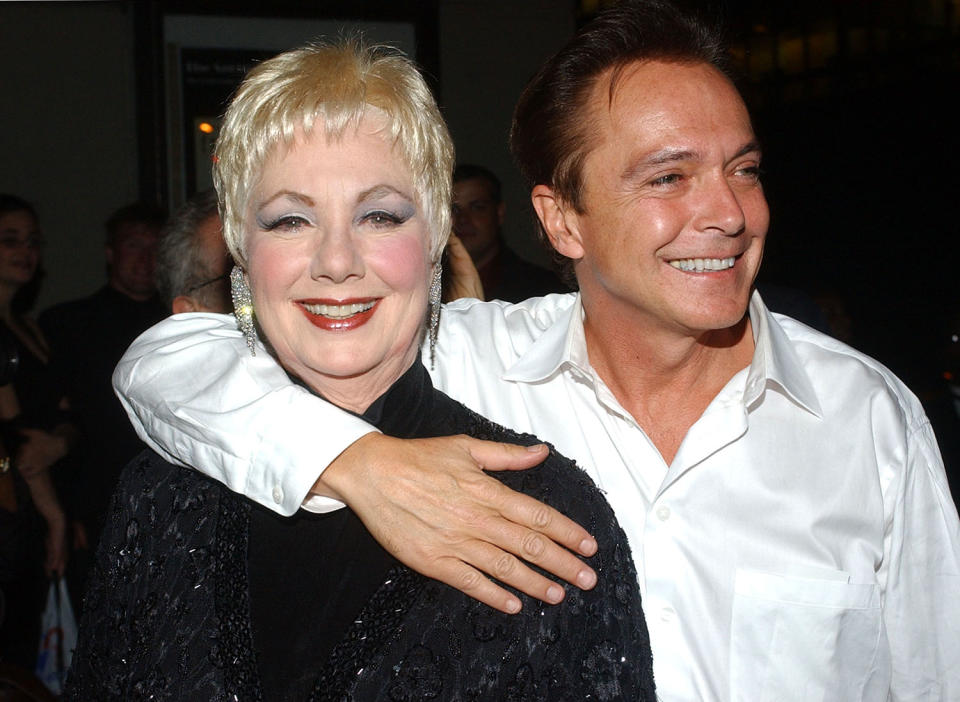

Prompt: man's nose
xmin=694 ymin=176 xmax=746 ymax=236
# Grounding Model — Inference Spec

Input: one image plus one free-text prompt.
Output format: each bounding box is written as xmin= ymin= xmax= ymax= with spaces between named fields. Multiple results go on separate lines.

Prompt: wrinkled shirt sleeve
xmin=112 ymin=313 xmax=377 ymax=515
xmin=881 ymin=416 xmax=960 ymax=700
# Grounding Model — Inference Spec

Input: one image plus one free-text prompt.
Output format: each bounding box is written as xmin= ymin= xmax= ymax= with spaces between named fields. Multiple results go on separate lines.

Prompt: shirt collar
xmin=746 ymin=290 xmax=823 ymax=418
xmin=503 ymin=294 xmax=588 ymax=382
xmin=504 ymin=290 xmax=823 ymax=419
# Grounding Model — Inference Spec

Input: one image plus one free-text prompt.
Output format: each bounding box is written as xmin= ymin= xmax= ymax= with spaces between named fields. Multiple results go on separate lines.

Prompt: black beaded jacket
xmin=65 ymin=362 xmax=656 ymax=701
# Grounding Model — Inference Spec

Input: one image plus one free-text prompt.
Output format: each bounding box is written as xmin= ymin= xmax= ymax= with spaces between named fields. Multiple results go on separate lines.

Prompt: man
xmin=451 ymin=163 xmax=567 ymax=301
xmin=114 ymin=2 xmax=959 ymax=699
xmin=40 ymin=202 xmax=166 ymax=553
xmin=155 ymin=189 xmax=232 ymax=314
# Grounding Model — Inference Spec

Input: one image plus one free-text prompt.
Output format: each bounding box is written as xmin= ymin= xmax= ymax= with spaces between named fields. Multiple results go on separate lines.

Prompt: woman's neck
xmin=0 ymin=281 xmax=16 ymax=319
xmin=287 ymin=348 xmax=421 ymax=416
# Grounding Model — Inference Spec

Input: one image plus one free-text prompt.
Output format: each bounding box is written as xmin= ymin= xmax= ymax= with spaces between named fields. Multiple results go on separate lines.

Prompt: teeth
xmin=668 ymin=257 xmax=736 ymax=272
xmin=302 ymin=301 xmax=375 ymax=318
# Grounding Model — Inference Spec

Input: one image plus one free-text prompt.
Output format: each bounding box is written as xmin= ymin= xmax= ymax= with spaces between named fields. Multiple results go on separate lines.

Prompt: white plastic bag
xmin=34 ymin=576 xmax=77 ymax=694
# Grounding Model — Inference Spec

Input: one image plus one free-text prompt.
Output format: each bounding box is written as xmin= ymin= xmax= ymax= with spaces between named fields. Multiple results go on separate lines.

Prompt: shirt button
xmin=272 ymin=486 xmax=283 ymax=504
xmin=660 ymin=607 xmax=676 ymax=622
xmin=656 ymin=506 xmax=671 ymax=521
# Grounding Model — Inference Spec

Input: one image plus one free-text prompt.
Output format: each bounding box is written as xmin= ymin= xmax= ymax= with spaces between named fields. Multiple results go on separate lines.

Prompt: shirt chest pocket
xmin=729 ymin=569 xmax=888 ymax=702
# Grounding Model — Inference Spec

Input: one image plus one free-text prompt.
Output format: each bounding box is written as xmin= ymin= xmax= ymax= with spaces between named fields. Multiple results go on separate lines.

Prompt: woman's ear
xmin=530 ymin=185 xmax=585 ymax=261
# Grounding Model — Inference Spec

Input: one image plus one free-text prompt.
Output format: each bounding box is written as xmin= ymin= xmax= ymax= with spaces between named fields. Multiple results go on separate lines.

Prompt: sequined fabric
xmin=65 ymin=362 xmax=655 ymax=700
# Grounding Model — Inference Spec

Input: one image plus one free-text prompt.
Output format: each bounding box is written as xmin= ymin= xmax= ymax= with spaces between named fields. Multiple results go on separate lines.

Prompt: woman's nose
xmin=310 ymin=226 xmax=364 ymax=283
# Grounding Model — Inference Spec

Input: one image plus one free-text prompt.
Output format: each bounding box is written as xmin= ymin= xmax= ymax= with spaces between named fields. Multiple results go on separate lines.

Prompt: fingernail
xmin=506 ymin=598 xmax=522 ymax=614
xmin=577 ymin=569 xmax=597 ymax=589
xmin=525 ymin=443 xmax=546 ymax=452
xmin=579 ymin=537 xmax=597 ymax=555
xmin=546 ymin=584 xmax=564 ymax=603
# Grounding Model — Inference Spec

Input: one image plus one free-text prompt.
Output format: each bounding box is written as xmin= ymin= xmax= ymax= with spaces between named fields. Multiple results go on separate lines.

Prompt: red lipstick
xmin=296 ymin=298 xmax=380 ymax=332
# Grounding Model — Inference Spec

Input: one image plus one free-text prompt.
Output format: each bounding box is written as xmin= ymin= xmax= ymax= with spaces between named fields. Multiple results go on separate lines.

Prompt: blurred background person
xmin=38 ymin=202 xmax=165 ymax=582
xmin=0 ymin=195 xmax=72 ymax=671
xmin=449 ymin=163 xmax=567 ymax=302
xmin=155 ymin=189 xmax=232 ymax=315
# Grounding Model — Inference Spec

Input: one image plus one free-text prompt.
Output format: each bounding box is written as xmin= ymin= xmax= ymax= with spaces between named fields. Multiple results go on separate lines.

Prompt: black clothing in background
xmin=454 ymin=244 xmax=570 ymax=304
xmin=0 ymin=320 xmax=64 ymax=669
xmin=66 ymin=361 xmax=656 ymax=701
xmin=756 ymin=282 xmax=831 ymax=334
xmin=38 ymin=285 xmax=164 ymax=546
xmin=484 ymin=246 xmax=569 ymax=303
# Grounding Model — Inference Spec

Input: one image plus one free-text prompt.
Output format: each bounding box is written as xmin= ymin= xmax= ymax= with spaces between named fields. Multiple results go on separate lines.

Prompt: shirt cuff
xmin=248 ymin=398 xmax=380 ymax=515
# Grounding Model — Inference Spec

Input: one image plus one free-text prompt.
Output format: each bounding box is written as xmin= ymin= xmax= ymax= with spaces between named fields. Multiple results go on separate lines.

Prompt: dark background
xmin=2 ymin=0 xmax=957 ymax=400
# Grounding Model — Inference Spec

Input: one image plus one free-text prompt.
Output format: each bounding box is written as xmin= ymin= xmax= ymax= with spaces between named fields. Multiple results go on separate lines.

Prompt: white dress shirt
xmin=115 ymin=291 xmax=960 ymax=701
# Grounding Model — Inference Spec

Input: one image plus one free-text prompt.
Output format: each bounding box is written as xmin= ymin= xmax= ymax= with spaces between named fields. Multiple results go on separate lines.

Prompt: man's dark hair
xmin=510 ymin=0 xmax=728 ymax=283
xmin=104 ymin=201 xmax=166 ymax=247
xmin=453 ymin=164 xmax=502 ymax=203
xmin=155 ymin=189 xmax=222 ymax=309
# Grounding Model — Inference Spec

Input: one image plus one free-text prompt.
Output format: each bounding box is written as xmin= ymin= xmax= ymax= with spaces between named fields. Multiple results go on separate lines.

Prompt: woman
xmin=0 ymin=195 xmax=70 ymax=668
xmin=66 ymin=42 xmax=655 ymax=701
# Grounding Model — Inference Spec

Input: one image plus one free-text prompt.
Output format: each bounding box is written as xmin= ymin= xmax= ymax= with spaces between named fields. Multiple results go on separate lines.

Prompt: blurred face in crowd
xmin=244 ymin=114 xmax=434 ymax=413
xmin=452 ymin=177 xmax=504 ymax=267
xmin=107 ymin=221 xmax=160 ymax=301
xmin=0 ymin=209 xmax=43 ymax=290
xmin=544 ymin=60 xmax=768 ymax=338
xmin=192 ymin=213 xmax=233 ymax=313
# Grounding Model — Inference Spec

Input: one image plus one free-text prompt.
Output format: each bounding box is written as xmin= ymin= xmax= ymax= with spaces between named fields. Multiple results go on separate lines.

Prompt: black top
xmin=66 ymin=362 xmax=656 ymax=701
xmin=0 ymin=318 xmax=62 ymax=666
xmin=478 ymin=245 xmax=570 ymax=304
xmin=39 ymin=285 xmax=165 ymax=537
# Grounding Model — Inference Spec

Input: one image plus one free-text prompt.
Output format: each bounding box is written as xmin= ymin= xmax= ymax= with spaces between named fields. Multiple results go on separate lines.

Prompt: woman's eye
xmin=362 ymin=211 xmax=404 ymax=228
xmin=264 ymin=215 xmax=308 ymax=232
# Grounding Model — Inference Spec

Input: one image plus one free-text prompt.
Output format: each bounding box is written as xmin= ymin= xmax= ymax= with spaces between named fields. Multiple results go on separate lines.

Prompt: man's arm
xmin=114 ymin=313 xmax=598 ymax=612
xmin=882 ymin=419 xmax=960 ymax=699
xmin=113 ymin=313 xmax=373 ymax=515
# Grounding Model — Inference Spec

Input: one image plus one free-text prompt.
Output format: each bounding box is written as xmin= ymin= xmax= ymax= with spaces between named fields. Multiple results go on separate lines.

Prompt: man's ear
xmin=496 ymin=200 xmax=506 ymax=227
xmin=530 ymin=185 xmax=585 ymax=260
xmin=171 ymin=295 xmax=200 ymax=314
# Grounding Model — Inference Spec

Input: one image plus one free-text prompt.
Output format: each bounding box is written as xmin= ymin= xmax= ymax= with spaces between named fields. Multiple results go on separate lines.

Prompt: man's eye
xmin=736 ymin=165 xmax=763 ymax=182
xmin=651 ymin=174 xmax=682 ymax=187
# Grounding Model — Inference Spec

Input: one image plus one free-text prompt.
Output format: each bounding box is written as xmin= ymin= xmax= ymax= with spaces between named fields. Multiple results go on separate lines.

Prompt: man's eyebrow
xmin=731 ymin=140 xmax=763 ymax=161
xmin=621 ymin=148 xmax=699 ymax=181
xmin=621 ymin=141 xmax=763 ymax=181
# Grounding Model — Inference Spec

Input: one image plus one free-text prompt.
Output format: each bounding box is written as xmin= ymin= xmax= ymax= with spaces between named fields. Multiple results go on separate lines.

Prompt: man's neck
xmin=108 ymin=280 xmax=153 ymax=303
xmin=582 ymin=296 xmax=755 ymax=465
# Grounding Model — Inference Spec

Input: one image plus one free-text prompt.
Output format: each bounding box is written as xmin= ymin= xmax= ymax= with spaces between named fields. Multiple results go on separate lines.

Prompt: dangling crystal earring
xmin=428 ymin=263 xmax=442 ymax=369
xmin=230 ymin=265 xmax=257 ymax=356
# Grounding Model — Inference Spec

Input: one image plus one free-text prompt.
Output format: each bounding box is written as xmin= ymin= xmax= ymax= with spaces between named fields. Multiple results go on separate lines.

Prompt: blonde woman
xmin=65 ymin=41 xmax=655 ymax=701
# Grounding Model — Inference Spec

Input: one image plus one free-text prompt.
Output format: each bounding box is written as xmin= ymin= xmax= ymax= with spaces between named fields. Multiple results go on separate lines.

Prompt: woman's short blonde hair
xmin=213 ymin=39 xmax=454 ymax=266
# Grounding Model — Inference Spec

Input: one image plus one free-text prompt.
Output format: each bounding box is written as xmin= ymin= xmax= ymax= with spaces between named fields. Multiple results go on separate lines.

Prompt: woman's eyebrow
xmin=356 ymin=184 xmax=414 ymax=204
xmin=257 ymin=190 xmax=316 ymax=209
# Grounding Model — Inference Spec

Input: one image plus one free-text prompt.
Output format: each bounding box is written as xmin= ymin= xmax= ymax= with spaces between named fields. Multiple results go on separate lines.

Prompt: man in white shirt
xmin=114 ymin=1 xmax=960 ymax=699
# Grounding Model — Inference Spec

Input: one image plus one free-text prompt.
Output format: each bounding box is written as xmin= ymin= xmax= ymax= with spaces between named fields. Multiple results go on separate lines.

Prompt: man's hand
xmin=315 ymin=433 xmax=598 ymax=614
